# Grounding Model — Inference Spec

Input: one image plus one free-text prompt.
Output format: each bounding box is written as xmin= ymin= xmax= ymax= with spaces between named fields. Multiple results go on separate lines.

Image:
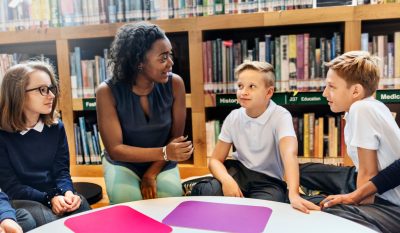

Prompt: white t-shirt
xmin=219 ymin=100 xmax=296 ymax=180
xmin=345 ymin=96 xmax=400 ymax=206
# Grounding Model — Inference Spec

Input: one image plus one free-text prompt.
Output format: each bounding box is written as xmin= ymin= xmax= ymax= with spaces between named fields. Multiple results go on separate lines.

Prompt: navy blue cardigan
xmin=371 ymin=159 xmax=400 ymax=194
xmin=0 ymin=121 xmax=73 ymax=205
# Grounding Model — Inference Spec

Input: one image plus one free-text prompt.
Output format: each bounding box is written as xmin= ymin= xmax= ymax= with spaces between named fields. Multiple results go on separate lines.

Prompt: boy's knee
xmin=191 ymin=178 xmax=223 ymax=196
xmin=15 ymin=208 xmax=37 ymax=232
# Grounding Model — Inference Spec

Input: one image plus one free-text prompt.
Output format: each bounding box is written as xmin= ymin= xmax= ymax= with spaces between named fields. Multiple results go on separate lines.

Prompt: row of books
xmin=206 ymin=114 xmax=345 ymax=160
xmin=294 ymin=114 xmax=345 ymax=159
xmin=361 ymin=0 xmax=400 ymax=3
xmin=205 ymin=120 xmax=232 ymax=160
xmin=0 ymin=53 xmax=52 ymax=85
xmin=73 ymin=116 xmax=104 ymax=165
xmin=1 ymin=0 xmax=399 ymax=32
xmin=202 ymin=33 xmax=342 ymax=94
xmin=0 ymin=54 xmax=18 ymax=84
xmin=70 ymin=47 xmax=111 ymax=98
xmin=206 ymin=120 xmax=221 ymax=158
xmin=361 ymin=32 xmax=400 ymax=89
xmin=0 ymin=0 xmax=309 ymax=31
xmin=298 ymin=157 xmax=344 ymax=166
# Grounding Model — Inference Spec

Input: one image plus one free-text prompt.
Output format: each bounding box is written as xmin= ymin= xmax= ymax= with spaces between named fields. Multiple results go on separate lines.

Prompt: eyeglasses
xmin=25 ymin=85 xmax=58 ymax=96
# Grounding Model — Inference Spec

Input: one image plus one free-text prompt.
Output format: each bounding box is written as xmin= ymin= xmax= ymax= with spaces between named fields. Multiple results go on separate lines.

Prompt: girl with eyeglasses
xmin=0 ymin=61 xmax=91 ymax=228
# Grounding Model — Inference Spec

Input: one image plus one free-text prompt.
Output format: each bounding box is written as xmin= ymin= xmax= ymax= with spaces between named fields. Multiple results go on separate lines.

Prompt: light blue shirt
xmin=219 ymin=100 xmax=296 ymax=180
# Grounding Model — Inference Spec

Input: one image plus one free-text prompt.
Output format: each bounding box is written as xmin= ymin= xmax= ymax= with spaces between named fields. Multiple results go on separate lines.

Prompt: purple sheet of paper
xmin=162 ymin=201 xmax=272 ymax=232
xmin=64 ymin=205 xmax=172 ymax=233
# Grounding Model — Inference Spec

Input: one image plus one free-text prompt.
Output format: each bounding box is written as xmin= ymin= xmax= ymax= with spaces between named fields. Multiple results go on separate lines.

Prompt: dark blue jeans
xmin=192 ymin=160 xmax=287 ymax=202
xmin=300 ymin=162 xmax=400 ymax=233
xmin=12 ymin=194 xmax=91 ymax=227
xmin=15 ymin=208 xmax=36 ymax=232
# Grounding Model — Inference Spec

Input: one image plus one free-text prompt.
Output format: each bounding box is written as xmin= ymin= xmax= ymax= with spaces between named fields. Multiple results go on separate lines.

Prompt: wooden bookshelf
xmin=2 ymin=5 xmax=400 ymax=176
xmin=355 ymin=4 xmax=400 ymax=20
xmin=0 ymin=28 xmax=60 ymax=44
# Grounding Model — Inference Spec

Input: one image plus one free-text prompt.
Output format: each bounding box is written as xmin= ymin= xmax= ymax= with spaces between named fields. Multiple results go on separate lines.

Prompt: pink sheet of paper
xmin=64 ymin=205 xmax=172 ymax=233
xmin=162 ymin=201 xmax=272 ymax=232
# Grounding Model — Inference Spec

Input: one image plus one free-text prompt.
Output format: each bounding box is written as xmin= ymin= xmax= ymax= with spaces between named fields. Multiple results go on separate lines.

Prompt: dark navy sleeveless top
xmin=104 ymin=77 xmax=177 ymax=177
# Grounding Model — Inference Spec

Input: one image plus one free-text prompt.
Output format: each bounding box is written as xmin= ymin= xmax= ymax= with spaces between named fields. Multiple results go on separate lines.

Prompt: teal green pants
xmin=102 ymin=157 xmax=183 ymax=204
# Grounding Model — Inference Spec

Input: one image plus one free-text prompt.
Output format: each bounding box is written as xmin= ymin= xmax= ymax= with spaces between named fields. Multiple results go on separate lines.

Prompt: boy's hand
xmin=320 ymin=193 xmax=362 ymax=209
xmin=221 ymin=176 xmax=243 ymax=197
xmin=289 ymin=195 xmax=320 ymax=214
xmin=0 ymin=219 xmax=23 ymax=233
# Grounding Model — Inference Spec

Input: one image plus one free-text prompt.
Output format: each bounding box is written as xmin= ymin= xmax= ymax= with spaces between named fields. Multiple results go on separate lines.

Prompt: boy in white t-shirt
xmin=192 ymin=61 xmax=320 ymax=214
xmin=301 ymin=51 xmax=400 ymax=232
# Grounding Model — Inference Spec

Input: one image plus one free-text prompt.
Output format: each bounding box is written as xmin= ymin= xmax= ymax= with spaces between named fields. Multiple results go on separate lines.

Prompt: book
xmin=78 ymin=117 xmax=91 ymax=164
xmin=317 ymin=0 xmax=353 ymax=7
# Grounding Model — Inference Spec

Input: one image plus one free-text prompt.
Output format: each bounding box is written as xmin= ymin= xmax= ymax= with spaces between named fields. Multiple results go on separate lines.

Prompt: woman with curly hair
xmin=96 ymin=22 xmax=193 ymax=204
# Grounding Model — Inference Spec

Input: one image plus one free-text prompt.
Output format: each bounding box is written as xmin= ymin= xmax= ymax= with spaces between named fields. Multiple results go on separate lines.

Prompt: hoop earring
xmin=138 ymin=65 xmax=143 ymax=72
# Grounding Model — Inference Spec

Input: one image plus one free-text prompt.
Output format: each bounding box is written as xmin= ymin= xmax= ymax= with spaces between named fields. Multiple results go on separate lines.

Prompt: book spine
xmin=78 ymin=117 xmax=91 ymax=164
xmin=303 ymin=113 xmax=310 ymax=158
xmin=288 ymin=34 xmax=297 ymax=90
xmin=395 ymin=32 xmax=400 ymax=88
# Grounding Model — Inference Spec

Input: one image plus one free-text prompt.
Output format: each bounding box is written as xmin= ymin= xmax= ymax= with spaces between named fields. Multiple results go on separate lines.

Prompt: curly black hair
xmin=109 ymin=22 xmax=167 ymax=85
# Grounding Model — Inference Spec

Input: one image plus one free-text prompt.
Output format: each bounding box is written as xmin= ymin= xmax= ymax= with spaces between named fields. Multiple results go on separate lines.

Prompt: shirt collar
xmin=242 ymin=100 xmax=276 ymax=125
xmin=343 ymin=96 xmax=374 ymax=121
xmin=20 ymin=120 xmax=44 ymax=135
xmin=343 ymin=112 xmax=348 ymax=121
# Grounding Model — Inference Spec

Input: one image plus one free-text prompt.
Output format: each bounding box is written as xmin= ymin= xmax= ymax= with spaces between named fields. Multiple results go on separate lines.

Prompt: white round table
xmin=29 ymin=196 xmax=376 ymax=233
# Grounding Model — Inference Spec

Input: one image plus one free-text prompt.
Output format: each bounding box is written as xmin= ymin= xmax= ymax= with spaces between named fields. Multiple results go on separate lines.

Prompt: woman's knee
xmin=156 ymin=168 xmax=182 ymax=197
xmin=108 ymin=184 xmax=143 ymax=204
xmin=157 ymin=183 xmax=183 ymax=197
xmin=102 ymin=161 xmax=143 ymax=203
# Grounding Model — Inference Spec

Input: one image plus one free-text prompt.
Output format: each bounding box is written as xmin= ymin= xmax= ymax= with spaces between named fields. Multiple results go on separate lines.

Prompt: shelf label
xmin=376 ymin=90 xmax=400 ymax=103
xmin=271 ymin=93 xmax=287 ymax=105
xmin=286 ymin=92 xmax=327 ymax=105
xmin=216 ymin=94 xmax=239 ymax=106
xmin=215 ymin=92 xmax=327 ymax=106
xmin=83 ymin=98 xmax=96 ymax=110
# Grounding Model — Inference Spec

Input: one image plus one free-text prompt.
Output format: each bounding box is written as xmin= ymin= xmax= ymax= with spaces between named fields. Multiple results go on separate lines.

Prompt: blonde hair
xmin=234 ymin=61 xmax=275 ymax=87
xmin=325 ymin=51 xmax=380 ymax=97
xmin=0 ymin=61 xmax=59 ymax=132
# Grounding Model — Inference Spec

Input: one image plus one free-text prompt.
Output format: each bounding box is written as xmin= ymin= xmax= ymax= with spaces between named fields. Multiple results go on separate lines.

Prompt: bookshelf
xmin=1 ymin=4 xmax=400 ymax=178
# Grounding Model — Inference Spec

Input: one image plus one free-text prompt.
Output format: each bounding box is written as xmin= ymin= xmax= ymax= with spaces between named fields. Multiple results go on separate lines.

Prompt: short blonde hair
xmin=234 ymin=61 xmax=275 ymax=87
xmin=325 ymin=51 xmax=380 ymax=97
xmin=0 ymin=61 xmax=59 ymax=132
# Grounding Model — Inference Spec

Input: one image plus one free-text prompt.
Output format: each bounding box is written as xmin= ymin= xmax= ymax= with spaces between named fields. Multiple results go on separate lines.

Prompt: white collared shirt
xmin=344 ymin=96 xmax=400 ymax=206
xmin=20 ymin=120 xmax=44 ymax=135
xmin=219 ymin=100 xmax=296 ymax=180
